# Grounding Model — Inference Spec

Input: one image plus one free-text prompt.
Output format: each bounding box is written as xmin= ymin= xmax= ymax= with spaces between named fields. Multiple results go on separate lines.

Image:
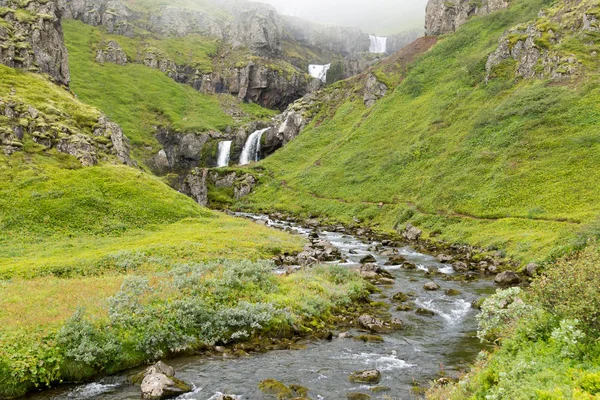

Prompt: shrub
xmin=477 ymin=287 xmax=533 ymax=342
xmin=530 ymin=244 xmax=600 ymax=336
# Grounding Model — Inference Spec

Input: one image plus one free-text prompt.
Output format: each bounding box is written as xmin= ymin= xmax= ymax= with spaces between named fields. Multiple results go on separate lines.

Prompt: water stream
xmin=239 ymin=128 xmax=268 ymax=165
xmin=30 ymin=214 xmax=495 ymax=400
xmin=308 ymin=64 xmax=331 ymax=83
xmin=216 ymin=141 xmax=232 ymax=168
xmin=369 ymin=35 xmax=387 ymax=54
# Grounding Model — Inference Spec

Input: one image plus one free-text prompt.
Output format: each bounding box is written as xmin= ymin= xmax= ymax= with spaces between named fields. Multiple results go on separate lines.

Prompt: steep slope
xmin=235 ymin=0 xmax=600 ymax=264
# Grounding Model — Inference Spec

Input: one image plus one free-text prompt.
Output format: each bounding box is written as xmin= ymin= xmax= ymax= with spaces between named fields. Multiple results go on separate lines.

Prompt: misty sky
xmin=256 ymin=0 xmax=428 ymax=35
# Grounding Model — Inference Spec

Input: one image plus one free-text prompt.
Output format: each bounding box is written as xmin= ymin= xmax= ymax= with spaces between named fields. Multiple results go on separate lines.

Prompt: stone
xmin=392 ymin=292 xmax=409 ymax=302
xmin=452 ymin=261 xmax=469 ymax=272
xmin=385 ymin=255 xmax=407 ymax=265
xmin=423 ymin=282 xmax=440 ymax=291
xmin=525 ymin=263 xmax=538 ymax=276
xmin=402 ymin=224 xmax=422 ymax=241
xmin=354 ymin=334 xmax=384 ymax=343
xmin=401 ymin=262 xmax=417 ymax=270
xmin=95 ymin=40 xmax=128 ymax=65
xmin=415 ymin=308 xmax=435 ymax=316
xmin=494 ymin=271 xmax=521 ymax=285
xmin=360 ymin=254 xmax=377 ymax=264
xmin=347 ymin=393 xmax=372 ymax=400
xmin=358 ymin=314 xmax=386 ymax=332
xmin=138 ymin=361 xmax=191 ymax=399
xmin=437 ymin=254 xmax=453 ymax=263
xmin=348 ymin=369 xmax=381 ymax=384
xmin=445 ymin=289 xmax=461 ymax=296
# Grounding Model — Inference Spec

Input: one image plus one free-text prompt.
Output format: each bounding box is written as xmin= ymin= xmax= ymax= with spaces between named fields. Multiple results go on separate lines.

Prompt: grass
xmin=231 ymin=0 xmax=600 ymax=264
xmin=63 ymin=20 xmax=275 ymax=159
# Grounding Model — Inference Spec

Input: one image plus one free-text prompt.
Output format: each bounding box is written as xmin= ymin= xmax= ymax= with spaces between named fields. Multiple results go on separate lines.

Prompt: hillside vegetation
xmin=63 ymin=20 xmax=275 ymax=160
xmin=0 ymin=60 xmax=328 ymax=397
xmin=239 ymin=0 xmax=600 ymax=264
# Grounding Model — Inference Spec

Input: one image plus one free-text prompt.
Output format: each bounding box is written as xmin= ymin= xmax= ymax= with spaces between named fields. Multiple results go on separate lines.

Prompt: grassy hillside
xmin=0 ymin=61 xmax=321 ymax=397
xmin=63 ymin=20 xmax=276 ymax=160
xmin=238 ymin=0 xmax=600 ymax=264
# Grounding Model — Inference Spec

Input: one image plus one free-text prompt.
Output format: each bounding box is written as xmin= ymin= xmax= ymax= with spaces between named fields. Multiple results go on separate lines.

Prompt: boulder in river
xmin=416 ymin=308 xmax=436 ymax=316
xmin=360 ymin=254 xmax=377 ymax=264
xmin=347 ymin=393 xmax=372 ymax=400
xmin=138 ymin=361 xmax=191 ymax=399
xmin=348 ymin=369 xmax=382 ymax=384
xmin=392 ymin=292 xmax=409 ymax=302
xmin=452 ymin=261 xmax=469 ymax=272
xmin=358 ymin=314 xmax=387 ymax=332
xmin=423 ymin=282 xmax=440 ymax=291
xmin=494 ymin=271 xmax=521 ymax=285
xmin=385 ymin=255 xmax=407 ymax=265
xmin=401 ymin=262 xmax=417 ymax=270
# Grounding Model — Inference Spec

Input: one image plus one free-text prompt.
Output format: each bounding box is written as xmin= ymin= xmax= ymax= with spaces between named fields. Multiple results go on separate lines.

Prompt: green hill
xmin=239 ymin=0 xmax=600 ymax=264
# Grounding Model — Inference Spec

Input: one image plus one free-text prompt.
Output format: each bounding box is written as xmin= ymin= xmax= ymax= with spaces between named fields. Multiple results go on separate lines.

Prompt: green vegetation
xmin=234 ymin=0 xmax=600 ymax=264
xmin=429 ymin=244 xmax=600 ymax=399
xmin=63 ymin=20 xmax=274 ymax=159
xmin=0 ymin=261 xmax=368 ymax=398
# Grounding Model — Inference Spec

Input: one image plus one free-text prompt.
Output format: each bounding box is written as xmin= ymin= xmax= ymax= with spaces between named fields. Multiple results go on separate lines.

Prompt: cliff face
xmin=282 ymin=16 xmax=371 ymax=56
xmin=0 ymin=0 xmax=70 ymax=85
xmin=425 ymin=0 xmax=508 ymax=35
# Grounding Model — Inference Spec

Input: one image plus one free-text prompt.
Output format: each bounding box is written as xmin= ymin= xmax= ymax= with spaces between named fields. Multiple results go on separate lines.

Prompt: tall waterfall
xmin=308 ymin=64 xmax=331 ymax=83
xmin=239 ymin=128 xmax=269 ymax=165
xmin=216 ymin=140 xmax=232 ymax=167
xmin=369 ymin=35 xmax=387 ymax=54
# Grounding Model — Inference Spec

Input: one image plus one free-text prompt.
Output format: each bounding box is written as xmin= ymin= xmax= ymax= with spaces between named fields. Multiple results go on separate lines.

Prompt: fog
xmin=256 ymin=0 xmax=428 ymax=35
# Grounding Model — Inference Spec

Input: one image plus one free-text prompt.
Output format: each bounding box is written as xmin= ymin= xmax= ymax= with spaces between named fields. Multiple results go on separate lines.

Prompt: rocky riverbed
xmin=27 ymin=213 xmax=505 ymax=400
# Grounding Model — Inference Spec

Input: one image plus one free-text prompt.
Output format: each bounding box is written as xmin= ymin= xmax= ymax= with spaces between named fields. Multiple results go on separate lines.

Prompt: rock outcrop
xmin=95 ymin=40 xmax=127 ymax=65
xmin=0 ymin=98 xmax=132 ymax=166
xmin=484 ymin=0 xmax=599 ymax=82
xmin=180 ymin=167 xmax=259 ymax=205
xmin=0 ymin=0 xmax=70 ymax=85
xmin=58 ymin=0 xmax=136 ymax=36
xmin=425 ymin=0 xmax=509 ymax=36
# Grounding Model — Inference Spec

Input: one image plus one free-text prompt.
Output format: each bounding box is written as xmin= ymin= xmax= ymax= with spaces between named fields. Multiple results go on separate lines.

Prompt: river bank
xmin=23 ymin=213 xmax=500 ymax=400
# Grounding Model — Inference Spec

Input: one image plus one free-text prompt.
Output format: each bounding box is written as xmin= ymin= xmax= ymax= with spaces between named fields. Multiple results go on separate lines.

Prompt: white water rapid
xmin=239 ymin=128 xmax=269 ymax=165
xmin=369 ymin=35 xmax=387 ymax=53
xmin=308 ymin=64 xmax=331 ymax=83
xmin=216 ymin=140 xmax=232 ymax=167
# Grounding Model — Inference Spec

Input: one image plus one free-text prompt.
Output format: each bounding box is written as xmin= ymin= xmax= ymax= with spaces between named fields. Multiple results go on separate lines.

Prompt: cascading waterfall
xmin=369 ymin=35 xmax=387 ymax=53
xmin=216 ymin=140 xmax=232 ymax=167
xmin=308 ymin=64 xmax=331 ymax=83
xmin=239 ymin=128 xmax=269 ymax=165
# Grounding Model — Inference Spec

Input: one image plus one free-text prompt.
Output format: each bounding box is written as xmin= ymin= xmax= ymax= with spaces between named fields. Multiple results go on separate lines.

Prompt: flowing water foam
xmin=308 ymin=64 xmax=331 ymax=82
xmin=239 ymin=128 xmax=269 ymax=165
xmin=369 ymin=35 xmax=387 ymax=53
xmin=216 ymin=140 xmax=232 ymax=167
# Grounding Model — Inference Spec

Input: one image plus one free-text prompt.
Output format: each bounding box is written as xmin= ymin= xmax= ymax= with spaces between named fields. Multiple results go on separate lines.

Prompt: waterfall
xmin=216 ymin=140 xmax=232 ymax=167
xmin=369 ymin=35 xmax=387 ymax=53
xmin=308 ymin=64 xmax=331 ymax=83
xmin=239 ymin=128 xmax=269 ymax=165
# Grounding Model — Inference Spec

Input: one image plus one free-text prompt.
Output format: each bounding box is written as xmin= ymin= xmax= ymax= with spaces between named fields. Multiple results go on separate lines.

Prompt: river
xmin=29 ymin=214 xmax=495 ymax=400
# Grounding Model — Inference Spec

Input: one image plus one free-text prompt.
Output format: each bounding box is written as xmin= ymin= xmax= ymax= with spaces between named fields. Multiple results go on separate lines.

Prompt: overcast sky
xmin=256 ymin=0 xmax=428 ymax=35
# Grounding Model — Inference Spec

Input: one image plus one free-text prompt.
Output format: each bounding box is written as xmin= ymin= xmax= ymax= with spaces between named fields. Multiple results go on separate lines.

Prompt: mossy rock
xmin=258 ymin=379 xmax=308 ymax=399
xmin=415 ymin=308 xmax=435 ymax=317
xmin=258 ymin=379 xmax=293 ymax=399
xmin=392 ymin=292 xmax=408 ymax=302
xmin=445 ymin=289 xmax=461 ymax=296
xmin=354 ymin=334 xmax=384 ymax=343
xmin=370 ymin=386 xmax=391 ymax=393
xmin=396 ymin=304 xmax=414 ymax=312
xmin=347 ymin=393 xmax=371 ymax=400
xmin=348 ymin=369 xmax=381 ymax=384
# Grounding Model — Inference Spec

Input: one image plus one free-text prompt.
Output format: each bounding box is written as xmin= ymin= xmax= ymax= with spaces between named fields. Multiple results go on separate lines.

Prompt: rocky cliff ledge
xmin=425 ymin=0 xmax=508 ymax=36
xmin=0 ymin=0 xmax=70 ymax=85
